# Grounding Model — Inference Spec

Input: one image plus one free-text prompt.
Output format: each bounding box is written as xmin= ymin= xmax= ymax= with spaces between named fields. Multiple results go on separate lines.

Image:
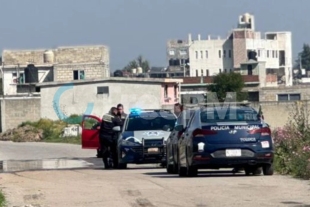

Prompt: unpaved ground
xmin=1 ymin=141 xmax=310 ymax=207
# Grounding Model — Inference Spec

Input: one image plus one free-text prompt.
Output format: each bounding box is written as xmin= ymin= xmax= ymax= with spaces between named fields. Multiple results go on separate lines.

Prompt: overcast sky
xmin=0 ymin=0 xmax=308 ymax=71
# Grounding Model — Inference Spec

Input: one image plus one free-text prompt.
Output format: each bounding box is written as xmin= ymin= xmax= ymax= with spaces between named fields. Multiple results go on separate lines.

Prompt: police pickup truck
xmin=113 ymin=108 xmax=177 ymax=169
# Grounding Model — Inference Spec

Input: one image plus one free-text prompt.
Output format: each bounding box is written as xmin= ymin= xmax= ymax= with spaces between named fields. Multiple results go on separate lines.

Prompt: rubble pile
xmin=0 ymin=125 xmax=44 ymax=142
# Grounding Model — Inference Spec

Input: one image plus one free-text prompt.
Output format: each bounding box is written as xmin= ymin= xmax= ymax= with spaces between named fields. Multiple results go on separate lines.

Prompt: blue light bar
xmin=130 ymin=108 xmax=142 ymax=114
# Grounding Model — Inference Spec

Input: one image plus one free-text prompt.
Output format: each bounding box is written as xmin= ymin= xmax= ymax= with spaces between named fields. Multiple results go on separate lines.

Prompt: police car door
xmin=81 ymin=115 xmax=101 ymax=149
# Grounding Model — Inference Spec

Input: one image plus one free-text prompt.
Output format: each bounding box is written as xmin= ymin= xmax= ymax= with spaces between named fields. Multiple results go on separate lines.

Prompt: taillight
xmin=248 ymin=127 xmax=271 ymax=136
xmin=193 ymin=128 xmax=217 ymax=137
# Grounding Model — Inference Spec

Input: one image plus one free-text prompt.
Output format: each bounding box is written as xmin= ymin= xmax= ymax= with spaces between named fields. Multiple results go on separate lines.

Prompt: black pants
xmin=99 ymin=136 xmax=118 ymax=169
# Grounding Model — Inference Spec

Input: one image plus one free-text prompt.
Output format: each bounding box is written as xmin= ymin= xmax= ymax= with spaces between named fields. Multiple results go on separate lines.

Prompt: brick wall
xmin=55 ymin=46 xmax=109 ymax=64
xmin=2 ymin=45 xmax=109 ymax=66
xmin=54 ymin=64 xmax=106 ymax=82
xmin=3 ymin=50 xmax=45 ymax=65
xmin=1 ymin=98 xmax=41 ymax=132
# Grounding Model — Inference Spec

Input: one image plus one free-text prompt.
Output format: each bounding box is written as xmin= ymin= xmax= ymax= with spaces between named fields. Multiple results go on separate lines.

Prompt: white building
xmin=187 ymin=13 xmax=293 ymax=86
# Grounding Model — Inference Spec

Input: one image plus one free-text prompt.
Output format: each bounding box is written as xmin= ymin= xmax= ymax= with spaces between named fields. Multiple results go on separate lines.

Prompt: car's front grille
xmin=143 ymin=139 xmax=163 ymax=147
xmin=131 ymin=146 xmax=143 ymax=155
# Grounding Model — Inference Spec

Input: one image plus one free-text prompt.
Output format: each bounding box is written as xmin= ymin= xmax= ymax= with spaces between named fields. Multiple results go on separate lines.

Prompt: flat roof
xmin=36 ymin=77 xmax=183 ymax=87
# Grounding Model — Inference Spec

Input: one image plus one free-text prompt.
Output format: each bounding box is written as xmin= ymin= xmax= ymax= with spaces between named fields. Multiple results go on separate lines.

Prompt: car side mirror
xmin=174 ymin=125 xmax=184 ymax=132
xmin=112 ymin=126 xmax=121 ymax=132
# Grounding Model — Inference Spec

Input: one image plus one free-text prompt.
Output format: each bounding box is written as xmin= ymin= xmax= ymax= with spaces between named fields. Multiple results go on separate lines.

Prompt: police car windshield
xmin=126 ymin=113 xmax=176 ymax=131
xmin=200 ymin=108 xmax=259 ymax=123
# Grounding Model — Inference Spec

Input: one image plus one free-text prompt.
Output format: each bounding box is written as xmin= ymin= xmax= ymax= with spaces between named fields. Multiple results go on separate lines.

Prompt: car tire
xmin=186 ymin=152 xmax=197 ymax=177
xmin=117 ymin=163 xmax=127 ymax=169
xmin=253 ymin=167 xmax=262 ymax=175
xmin=263 ymin=164 xmax=274 ymax=176
xmin=178 ymin=153 xmax=187 ymax=177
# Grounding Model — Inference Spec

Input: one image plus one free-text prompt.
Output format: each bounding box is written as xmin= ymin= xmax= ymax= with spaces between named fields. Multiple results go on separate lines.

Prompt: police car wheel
xmin=118 ymin=163 xmax=127 ymax=169
xmin=167 ymin=164 xmax=174 ymax=174
xmin=178 ymin=154 xmax=187 ymax=177
xmin=263 ymin=164 xmax=274 ymax=176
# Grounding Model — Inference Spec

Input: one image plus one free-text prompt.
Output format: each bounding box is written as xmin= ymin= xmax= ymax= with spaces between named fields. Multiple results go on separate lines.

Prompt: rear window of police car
xmin=200 ymin=108 xmax=259 ymax=123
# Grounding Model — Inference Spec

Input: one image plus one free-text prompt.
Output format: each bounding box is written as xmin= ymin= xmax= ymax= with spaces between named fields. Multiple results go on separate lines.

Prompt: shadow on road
xmin=143 ymin=170 xmax=253 ymax=178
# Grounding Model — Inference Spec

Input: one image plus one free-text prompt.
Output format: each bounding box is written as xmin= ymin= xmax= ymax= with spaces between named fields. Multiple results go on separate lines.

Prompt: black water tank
xmin=113 ymin=70 xmax=123 ymax=77
xmin=24 ymin=64 xmax=39 ymax=83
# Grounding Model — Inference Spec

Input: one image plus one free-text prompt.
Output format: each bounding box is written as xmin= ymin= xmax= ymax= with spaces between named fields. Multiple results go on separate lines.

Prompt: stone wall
xmin=0 ymin=97 xmax=41 ymax=132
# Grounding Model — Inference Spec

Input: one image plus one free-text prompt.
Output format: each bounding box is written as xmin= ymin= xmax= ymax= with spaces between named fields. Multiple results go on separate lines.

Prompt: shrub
xmin=273 ymin=101 xmax=310 ymax=179
xmin=0 ymin=190 xmax=5 ymax=207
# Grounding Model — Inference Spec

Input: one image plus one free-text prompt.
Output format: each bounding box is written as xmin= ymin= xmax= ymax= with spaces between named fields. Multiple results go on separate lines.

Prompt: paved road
xmin=1 ymin=141 xmax=310 ymax=207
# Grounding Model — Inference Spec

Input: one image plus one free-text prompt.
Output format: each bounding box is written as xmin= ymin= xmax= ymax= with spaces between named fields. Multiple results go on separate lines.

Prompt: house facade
xmin=1 ymin=45 xmax=110 ymax=95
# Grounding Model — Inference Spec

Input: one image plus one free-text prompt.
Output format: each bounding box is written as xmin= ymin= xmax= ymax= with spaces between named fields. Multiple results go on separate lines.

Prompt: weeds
xmin=273 ymin=101 xmax=310 ymax=179
xmin=0 ymin=190 xmax=6 ymax=207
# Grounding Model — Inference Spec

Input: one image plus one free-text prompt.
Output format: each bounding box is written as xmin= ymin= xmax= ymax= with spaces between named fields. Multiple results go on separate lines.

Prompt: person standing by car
xmin=99 ymin=107 xmax=123 ymax=169
xmin=174 ymin=103 xmax=183 ymax=117
xmin=117 ymin=103 xmax=127 ymax=125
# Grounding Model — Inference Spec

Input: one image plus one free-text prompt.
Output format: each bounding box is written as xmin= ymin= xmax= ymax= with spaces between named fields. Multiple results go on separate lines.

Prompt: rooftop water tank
xmin=131 ymin=68 xmax=137 ymax=74
xmin=137 ymin=67 xmax=143 ymax=74
xmin=243 ymin=13 xmax=251 ymax=23
xmin=43 ymin=50 xmax=54 ymax=63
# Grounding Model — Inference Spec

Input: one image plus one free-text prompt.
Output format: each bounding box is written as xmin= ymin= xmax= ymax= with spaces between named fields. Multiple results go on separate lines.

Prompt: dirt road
xmin=1 ymin=141 xmax=310 ymax=207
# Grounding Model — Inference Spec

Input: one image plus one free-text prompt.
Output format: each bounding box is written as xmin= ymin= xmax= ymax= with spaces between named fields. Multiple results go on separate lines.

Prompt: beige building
xmin=1 ymin=45 xmax=110 ymax=95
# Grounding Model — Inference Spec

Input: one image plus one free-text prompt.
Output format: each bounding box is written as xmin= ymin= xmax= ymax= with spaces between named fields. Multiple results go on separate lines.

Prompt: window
xmin=97 ymin=86 xmax=109 ymax=94
xmin=272 ymin=50 xmax=275 ymax=58
xmin=206 ymin=69 xmax=209 ymax=76
xmin=19 ymin=73 xmax=25 ymax=83
xmin=258 ymin=50 xmax=261 ymax=57
xmin=275 ymin=51 xmax=278 ymax=58
xmin=179 ymin=50 xmax=186 ymax=55
xmin=174 ymin=85 xmax=177 ymax=98
xmin=195 ymin=51 xmax=198 ymax=59
xmin=73 ymin=70 xmax=85 ymax=80
xmin=267 ymin=50 xmax=269 ymax=58
xmin=169 ymin=50 xmax=175 ymax=55
xmin=219 ymin=50 xmax=221 ymax=58
xmin=205 ymin=50 xmax=208 ymax=58
xmin=200 ymin=108 xmax=259 ymax=123
xmin=164 ymin=85 xmax=168 ymax=98
xmin=125 ymin=114 xmax=176 ymax=131
xmin=200 ymin=51 xmax=203 ymax=59
xmin=196 ymin=70 xmax=198 ymax=77
xmin=228 ymin=50 xmax=231 ymax=58
xmin=201 ymin=69 xmax=203 ymax=76
xmin=224 ymin=69 xmax=227 ymax=73
xmin=277 ymin=94 xmax=301 ymax=101
xmin=12 ymin=72 xmax=17 ymax=77
xmin=219 ymin=69 xmax=222 ymax=73
xmin=223 ymin=50 xmax=226 ymax=58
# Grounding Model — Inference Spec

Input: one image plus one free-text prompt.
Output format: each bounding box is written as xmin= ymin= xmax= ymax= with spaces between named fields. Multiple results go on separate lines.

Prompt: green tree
xmin=296 ymin=43 xmax=310 ymax=70
xmin=207 ymin=72 xmax=247 ymax=102
xmin=122 ymin=55 xmax=150 ymax=73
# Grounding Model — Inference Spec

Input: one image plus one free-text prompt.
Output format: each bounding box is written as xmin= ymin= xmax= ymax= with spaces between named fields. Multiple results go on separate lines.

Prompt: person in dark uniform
xmin=99 ymin=107 xmax=123 ymax=169
xmin=116 ymin=103 xmax=127 ymax=125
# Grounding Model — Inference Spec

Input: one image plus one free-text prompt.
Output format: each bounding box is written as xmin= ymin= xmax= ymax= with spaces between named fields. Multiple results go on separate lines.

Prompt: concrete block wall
xmin=259 ymin=86 xmax=310 ymax=102
xmin=1 ymin=97 xmax=41 ymax=132
xmin=54 ymin=64 xmax=106 ymax=82
xmin=55 ymin=46 xmax=109 ymax=64
xmin=2 ymin=50 xmax=45 ymax=65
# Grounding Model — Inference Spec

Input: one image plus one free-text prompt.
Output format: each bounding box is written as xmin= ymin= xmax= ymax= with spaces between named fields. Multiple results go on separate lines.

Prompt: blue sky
xmin=0 ymin=0 xmax=308 ymax=71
